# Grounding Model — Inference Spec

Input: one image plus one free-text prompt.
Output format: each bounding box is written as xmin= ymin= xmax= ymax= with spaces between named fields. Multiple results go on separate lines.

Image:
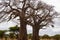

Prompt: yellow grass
xmin=0 ymin=38 xmax=55 ymax=40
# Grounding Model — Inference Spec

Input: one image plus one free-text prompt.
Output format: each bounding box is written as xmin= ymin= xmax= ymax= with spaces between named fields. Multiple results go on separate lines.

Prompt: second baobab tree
xmin=26 ymin=1 xmax=58 ymax=40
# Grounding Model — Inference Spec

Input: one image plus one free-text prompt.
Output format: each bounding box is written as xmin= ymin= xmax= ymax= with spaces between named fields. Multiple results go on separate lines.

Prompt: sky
xmin=41 ymin=0 xmax=60 ymax=12
xmin=0 ymin=0 xmax=60 ymax=36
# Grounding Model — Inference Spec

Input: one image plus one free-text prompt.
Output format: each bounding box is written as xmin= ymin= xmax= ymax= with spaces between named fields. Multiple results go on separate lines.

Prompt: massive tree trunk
xmin=32 ymin=26 xmax=40 ymax=40
xmin=19 ymin=17 xmax=27 ymax=40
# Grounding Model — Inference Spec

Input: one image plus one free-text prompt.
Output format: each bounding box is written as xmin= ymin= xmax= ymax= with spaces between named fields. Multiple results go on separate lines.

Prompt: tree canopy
xmin=0 ymin=0 xmax=58 ymax=40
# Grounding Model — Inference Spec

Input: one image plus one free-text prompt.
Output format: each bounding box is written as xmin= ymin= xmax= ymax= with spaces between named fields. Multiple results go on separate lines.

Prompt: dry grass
xmin=0 ymin=38 xmax=55 ymax=40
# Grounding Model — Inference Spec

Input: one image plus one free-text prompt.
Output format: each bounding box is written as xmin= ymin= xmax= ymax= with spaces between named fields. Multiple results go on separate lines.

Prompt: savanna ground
xmin=0 ymin=38 xmax=58 ymax=40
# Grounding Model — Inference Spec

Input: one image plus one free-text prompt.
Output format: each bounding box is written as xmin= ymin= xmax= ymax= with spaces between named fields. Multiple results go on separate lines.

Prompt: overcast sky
xmin=0 ymin=0 xmax=60 ymax=36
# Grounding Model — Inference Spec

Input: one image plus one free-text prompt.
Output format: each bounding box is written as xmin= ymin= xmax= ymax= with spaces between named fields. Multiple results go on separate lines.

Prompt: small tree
xmin=9 ymin=25 xmax=19 ymax=33
xmin=53 ymin=34 xmax=60 ymax=40
xmin=42 ymin=34 xmax=50 ymax=39
xmin=0 ymin=30 xmax=6 ymax=40
xmin=9 ymin=25 xmax=19 ymax=39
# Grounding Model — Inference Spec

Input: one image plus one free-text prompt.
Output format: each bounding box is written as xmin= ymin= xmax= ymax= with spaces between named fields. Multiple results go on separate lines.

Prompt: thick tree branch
xmin=26 ymin=20 xmax=34 ymax=26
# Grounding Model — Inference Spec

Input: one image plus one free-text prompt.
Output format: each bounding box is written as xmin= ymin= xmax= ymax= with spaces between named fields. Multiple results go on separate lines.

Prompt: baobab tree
xmin=0 ymin=0 xmax=29 ymax=40
xmin=26 ymin=1 xmax=58 ymax=40
xmin=0 ymin=0 xmax=58 ymax=40
xmin=0 ymin=0 xmax=27 ymax=40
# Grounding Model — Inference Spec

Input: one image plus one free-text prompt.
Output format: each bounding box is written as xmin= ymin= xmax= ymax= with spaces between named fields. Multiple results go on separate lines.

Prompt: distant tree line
xmin=28 ymin=34 xmax=60 ymax=40
xmin=0 ymin=25 xmax=60 ymax=40
xmin=0 ymin=25 xmax=19 ymax=40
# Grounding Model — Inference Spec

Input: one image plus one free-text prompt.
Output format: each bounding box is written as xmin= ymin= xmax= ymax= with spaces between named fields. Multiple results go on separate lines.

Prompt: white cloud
xmin=52 ymin=27 xmax=60 ymax=32
xmin=41 ymin=0 xmax=60 ymax=12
